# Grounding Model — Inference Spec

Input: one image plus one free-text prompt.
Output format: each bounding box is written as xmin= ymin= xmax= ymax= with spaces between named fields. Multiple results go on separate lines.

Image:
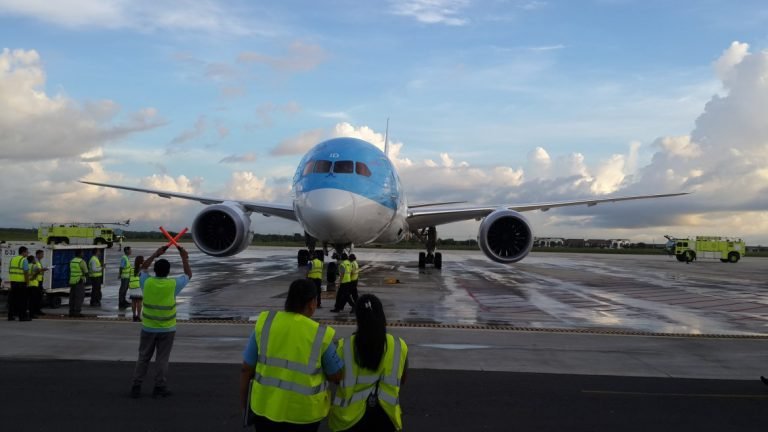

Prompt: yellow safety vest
xmin=249 ymin=310 xmax=336 ymax=424
xmin=350 ymin=261 xmax=359 ymax=282
xmin=307 ymin=258 xmax=323 ymax=279
xmin=69 ymin=257 xmax=87 ymax=285
xmin=120 ymin=255 xmax=133 ymax=279
xmin=89 ymin=256 xmax=103 ymax=278
xmin=129 ymin=274 xmax=141 ymax=290
xmin=141 ymin=277 xmax=177 ymax=329
xmin=9 ymin=255 xmax=26 ymax=283
xmin=28 ymin=262 xmax=42 ymax=287
xmin=340 ymin=260 xmax=352 ymax=284
xmin=329 ymin=334 xmax=408 ymax=431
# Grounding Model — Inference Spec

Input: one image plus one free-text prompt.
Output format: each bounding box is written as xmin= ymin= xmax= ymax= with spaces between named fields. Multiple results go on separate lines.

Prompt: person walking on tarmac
xmin=349 ymin=254 xmax=360 ymax=307
xmin=30 ymin=250 xmax=48 ymax=316
xmin=130 ymin=245 xmax=192 ymax=398
xmin=26 ymin=255 xmax=44 ymax=318
xmin=306 ymin=250 xmax=324 ymax=308
xmin=329 ymin=294 xmax=408 ymax=432
xmin=68 ymin=249 xmax=89 ymax=318
xmin=240 ymin=279 xmax=343 ymax=431
xmin=118 ymin=246 xmax=133 ymax=309
xmin=128 ymin=256 xmax=145 ymax=322
xmin=8 ymin=246 xmax=31 ymax=321
xmin=89 ymin=248 xmax=104 ymax=307
xmin=331 ymin=253 xmax=354 ymax=313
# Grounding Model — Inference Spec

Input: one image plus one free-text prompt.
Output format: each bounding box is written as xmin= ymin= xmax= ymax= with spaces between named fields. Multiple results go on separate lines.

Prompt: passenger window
xmin=333 ymin=160 xmax=354 ymax=174
xmin=302 ymin=161 xmax=315 ymax=176
xmin=314 ymin=160 xmax=332 ymax=173
xmin=356 ymin=162 xmax=372 ymax=177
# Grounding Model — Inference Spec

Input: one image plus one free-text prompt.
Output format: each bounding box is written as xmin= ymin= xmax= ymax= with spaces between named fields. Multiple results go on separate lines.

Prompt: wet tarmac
xmin=59 ymin=244 xmax=768 ymax=336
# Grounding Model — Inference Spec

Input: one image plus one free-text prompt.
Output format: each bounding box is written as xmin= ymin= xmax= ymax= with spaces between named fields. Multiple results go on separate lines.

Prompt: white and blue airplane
xmin=81 ymin=137 xmax=687 ymax=268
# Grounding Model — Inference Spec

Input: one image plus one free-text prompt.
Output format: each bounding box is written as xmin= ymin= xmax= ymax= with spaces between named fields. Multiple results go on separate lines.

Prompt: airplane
xmin=81 ymin=137 xmax=688 ymax=268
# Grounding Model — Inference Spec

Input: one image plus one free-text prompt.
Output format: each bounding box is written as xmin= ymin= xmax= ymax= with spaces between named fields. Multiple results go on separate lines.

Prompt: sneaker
xmin=152 ymin=387 xmax=172 ymax=398
xmin=130 ymin=384 xmax=141 ymax=398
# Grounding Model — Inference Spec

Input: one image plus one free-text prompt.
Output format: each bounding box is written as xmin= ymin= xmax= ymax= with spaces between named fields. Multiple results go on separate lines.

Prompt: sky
xmin=1 ymin=0 xmax=768 ymax=244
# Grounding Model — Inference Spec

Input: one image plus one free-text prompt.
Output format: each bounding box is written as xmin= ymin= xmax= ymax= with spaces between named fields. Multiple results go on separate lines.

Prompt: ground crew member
xmin=8 ymin=247 xmax=31 ymax=321
xmin=118 ymin=246 xmax=132 ymax=309
xmin=31 ymin=250 xmax=47 ymax=316
xmin=329 ymin=294 xmax=408 ymax=432
xmin=130 ymin=246 xmax=191 ymax=398
xmin=26 ymin=255 xmax=43 ymax=318
xmin=129 ymin=255 xmax=145 ymax=322
xmin=239 ymin=279 xmax=343 ymax=430
xmin=331 ymin=253 xmax=354 ymax=313
xmin=89 ymin=248 xmax=104 ymax=307
xmin=349 ymin=253 xmax=360 ymax=306
xmin=68 ymin=249 xmax=88 ymax=318
xmin=306 ymin=250 xmax=324 ymax=308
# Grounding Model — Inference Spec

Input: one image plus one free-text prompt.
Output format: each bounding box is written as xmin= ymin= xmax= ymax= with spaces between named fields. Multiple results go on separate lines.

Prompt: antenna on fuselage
xmin=384 ymin=117 xmax=390 ymax=159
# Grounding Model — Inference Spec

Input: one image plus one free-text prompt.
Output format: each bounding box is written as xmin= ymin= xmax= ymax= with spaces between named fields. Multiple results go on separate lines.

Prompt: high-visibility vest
xmin=28 ymin=262 xmax=42 ymax=287
xmin=307 ymin=258 xmax=323 ymax=279
xmin=141 ymin=277 xmax=177 ymax=329
xmin=9 ymin=256 xmax=26 ymax=283
xmin=120 ymin=255 xmax=133 ymax=279
xmin=69 ymin=257 xmax=87 ymax=285
xmin=89 ymin=256 xmax=103 ymax=278
xmin=249 ymin=310 xmax=336 ymax=424
xmin=340 ymin=260 xmax=352 ymax=284
xmin=350 ymin=261 xmax=359 ymax=282
xmin=129 ymin=274 xmax=141 ymax=290
xmin=329 ymin=334 xmax=408 ymax=431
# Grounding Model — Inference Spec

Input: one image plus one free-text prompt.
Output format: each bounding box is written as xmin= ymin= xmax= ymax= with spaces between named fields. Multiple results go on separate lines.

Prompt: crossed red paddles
xmin=159 ymin=226 xmax=188 ymax=249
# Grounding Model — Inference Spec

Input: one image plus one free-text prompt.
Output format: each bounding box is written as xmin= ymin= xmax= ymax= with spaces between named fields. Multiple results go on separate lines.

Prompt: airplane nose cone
xmin=299 ymin=189 xmax=356 ymax=239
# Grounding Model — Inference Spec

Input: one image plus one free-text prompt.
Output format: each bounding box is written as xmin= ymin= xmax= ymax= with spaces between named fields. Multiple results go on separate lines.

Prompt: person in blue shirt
xmin=130 ymin=246 xmax=191 ymax=398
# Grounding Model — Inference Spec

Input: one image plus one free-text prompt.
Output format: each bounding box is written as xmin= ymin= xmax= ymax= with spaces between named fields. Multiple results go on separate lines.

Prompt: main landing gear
xmin=297 ymin=232 xmax=318 ymax=266
xmin=415 ymin=226 xmax=442 ymax=269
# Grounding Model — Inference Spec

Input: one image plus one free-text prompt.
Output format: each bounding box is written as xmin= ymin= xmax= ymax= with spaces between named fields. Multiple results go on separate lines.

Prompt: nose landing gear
xmin=415 ymin=226 xmax=442 ymax=269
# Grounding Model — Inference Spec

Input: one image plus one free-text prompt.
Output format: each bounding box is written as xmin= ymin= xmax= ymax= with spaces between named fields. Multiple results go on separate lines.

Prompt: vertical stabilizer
xmin=384 ymin=117 xmax=390 ymax=158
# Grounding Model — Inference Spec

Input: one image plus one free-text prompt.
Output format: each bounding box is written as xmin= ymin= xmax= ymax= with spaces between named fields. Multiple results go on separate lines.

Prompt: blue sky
xmin=1 ymin=0 xmax=768 ymax=243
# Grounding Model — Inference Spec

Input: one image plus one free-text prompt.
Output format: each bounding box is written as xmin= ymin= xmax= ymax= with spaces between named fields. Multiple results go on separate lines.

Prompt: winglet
xmin=384 ymin=117 xmax=390 ymax=158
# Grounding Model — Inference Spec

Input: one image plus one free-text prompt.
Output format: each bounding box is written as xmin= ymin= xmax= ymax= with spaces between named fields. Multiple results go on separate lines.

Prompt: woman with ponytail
xmin=329 ymin=294 xmax=408 ymax=432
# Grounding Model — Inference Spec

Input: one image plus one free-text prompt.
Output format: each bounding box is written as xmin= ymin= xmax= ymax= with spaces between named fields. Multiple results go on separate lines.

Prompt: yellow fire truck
xmin=38 ymin=221 xmax=128 ymax=248
xmin=664 ymin=235 xmax=746 ymax=263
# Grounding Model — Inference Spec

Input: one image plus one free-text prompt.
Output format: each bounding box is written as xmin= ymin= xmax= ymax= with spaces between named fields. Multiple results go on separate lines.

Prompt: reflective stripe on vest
xmin=141 ymin=277 xmax=177 ymax=329
xmin=307 ymin=259 xmax=323 ymax=279
xmin=89 ymin=256 xmax=102 ymax=277
xmin=329 ymin=334 xmax=406 ymax=431
xmin=350 ymin=261 xmax=359 ymax=281
xmin=36 ymin=261 xmax=43 ymax=283
xmin=250 ymin=310 xmax=335 ymax=424
xmin=129 ymin=275 xmax=140 ymax=290
xmin=120 ymin=255 xmax=133 ymax=278
xmin=340 ymin=260 xmax=352 ymax=284
xmin=28 ymin=262 xmax=41 ymax=287
xmin=69 ymin=258 xmax=86 ymax=285
xmin=9 ymin=256 xmax=26 ymax=282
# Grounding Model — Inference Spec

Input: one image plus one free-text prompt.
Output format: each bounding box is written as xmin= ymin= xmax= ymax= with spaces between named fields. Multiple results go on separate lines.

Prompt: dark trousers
xmin=350 ymin=280 xmax=359 ymax=304
xmin=339 ymin=404 xmax=396 ymax=432
xmin=29 ymin=286 xmax=43 ymax=315
xmin=251 ymin=414 xmax=320 ymax=432
xmin=310 ymin=278 xmax=322 ymax=306
xmin=90 ymin=278 xmax=102 ymax=305
xmin=9 ymin=282 xmax=29 ymax=320
xmin=69 ymin=281 xmax=85 ymax=316
xmin=132 ymin=330 xmax=176 ymax=388
xmin=119 ymin=278 xmax=130 ymax=305
xmin=334 ymin=282 xmax=355 ymax=311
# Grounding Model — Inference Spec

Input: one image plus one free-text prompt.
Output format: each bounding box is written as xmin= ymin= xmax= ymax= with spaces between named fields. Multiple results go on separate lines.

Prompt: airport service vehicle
xmin=38 ymin=221 xmax=128 ymax=248
xmin=664 ymin=235 xmax=745 ymax=263
xmin=81 ymin=137 xmax=688 ymax=268
xmin=1 ymin=243 xmax=108 ymax=307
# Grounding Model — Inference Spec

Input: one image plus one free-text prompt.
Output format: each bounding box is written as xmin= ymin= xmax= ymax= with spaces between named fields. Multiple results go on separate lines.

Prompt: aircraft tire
xmin=418 ymin=252 xmax=426 ymax=268
xmin=434 ymin=252 xmax=442 ymax=269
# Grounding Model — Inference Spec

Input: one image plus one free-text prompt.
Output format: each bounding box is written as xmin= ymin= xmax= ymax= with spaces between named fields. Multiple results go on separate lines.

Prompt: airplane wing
xmin=79 ymin=181 xmax=297 ymax=221
xmin=406 ymin=192 xmax=690 ymax=231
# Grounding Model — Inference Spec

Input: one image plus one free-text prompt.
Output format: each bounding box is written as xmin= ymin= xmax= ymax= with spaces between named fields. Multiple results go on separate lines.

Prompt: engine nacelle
xmin=191 ymin=202 xmax=253 ymax=257
xmin=477 ymin=209 xmax=534 ymax=264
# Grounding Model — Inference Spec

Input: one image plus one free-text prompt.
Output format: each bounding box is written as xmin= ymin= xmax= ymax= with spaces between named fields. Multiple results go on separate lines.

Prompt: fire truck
xmin=37 ymin=220 xmax=128 ymax=248
xmin=664 ymin=235 xmax=746 ymax=263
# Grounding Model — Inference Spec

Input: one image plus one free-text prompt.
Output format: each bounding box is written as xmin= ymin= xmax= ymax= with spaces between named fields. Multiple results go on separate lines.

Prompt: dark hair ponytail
xmin=354 ymin=294 xmax=387 ymax=370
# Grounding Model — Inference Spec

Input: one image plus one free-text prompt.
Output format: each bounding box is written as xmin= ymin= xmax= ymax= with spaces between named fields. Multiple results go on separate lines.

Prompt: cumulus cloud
xmin=222 ymin=171 xmax=276 ymax=201
xmin=390 ymin=0 xmax=470 ymax=26
xmin=238 ymin=41 xmax=328 ymax=72
xmin=0 ymin=48 xmax=165 ymax=161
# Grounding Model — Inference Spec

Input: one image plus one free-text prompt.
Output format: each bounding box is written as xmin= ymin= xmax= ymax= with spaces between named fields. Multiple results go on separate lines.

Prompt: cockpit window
xmin=333 ymin=160 xmax=354 ymax=174
xmin=314 ymin=160 xmax=332 ymax=173
xmin=302 ymin=160 xmax=315 ymax=176
xmin=356 ymin=162 xmax=371 ymax=177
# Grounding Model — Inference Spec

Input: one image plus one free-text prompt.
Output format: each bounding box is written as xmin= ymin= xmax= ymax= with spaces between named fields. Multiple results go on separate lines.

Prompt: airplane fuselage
xmin=292 ymin=138 xmax=409 ymax=246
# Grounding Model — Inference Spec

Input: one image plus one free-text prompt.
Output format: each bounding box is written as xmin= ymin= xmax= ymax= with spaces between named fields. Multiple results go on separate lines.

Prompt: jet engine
xmin=191 ymin=202 xmax=254 ymax=257
xmin=477 ymin=209 xmax=534 ymax=264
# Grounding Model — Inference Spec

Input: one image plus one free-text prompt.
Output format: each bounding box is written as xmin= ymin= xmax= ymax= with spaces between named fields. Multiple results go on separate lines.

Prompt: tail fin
xmin=384 ymin=117 xmax=390 ymax=158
